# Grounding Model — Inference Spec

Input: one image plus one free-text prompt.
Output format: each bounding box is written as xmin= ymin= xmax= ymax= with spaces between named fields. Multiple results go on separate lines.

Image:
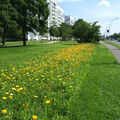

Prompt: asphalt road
xmin=109 ymin=40 xmax=120 ymax=45
xmin=101 ymin=41 xmax=120 ymax=63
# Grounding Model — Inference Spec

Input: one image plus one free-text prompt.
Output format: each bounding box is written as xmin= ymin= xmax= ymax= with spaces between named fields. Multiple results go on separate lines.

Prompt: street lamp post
xmin=108 ymin=18 xmax=119 ymax=41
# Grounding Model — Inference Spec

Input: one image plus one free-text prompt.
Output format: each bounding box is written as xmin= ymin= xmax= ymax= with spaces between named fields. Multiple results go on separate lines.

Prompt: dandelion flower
xmin=22 ymin=104 xmax=25 ymax=107
xmin=33 ymin=95 xmax=38 ymax=98
xmin=9 ymin=95 xmax=13 ymax=99
xmin=32 ymin=115 xmax=38 ymax=119
xmin=46 ymin=100 xmax=51 ymax=104
xmin=2 ymin=97 xmax=7 ymax=100
xmin=2 ymin=109 xmax=7 ymax=114
xmin=6 ymin=116 xmax=9 ymax=118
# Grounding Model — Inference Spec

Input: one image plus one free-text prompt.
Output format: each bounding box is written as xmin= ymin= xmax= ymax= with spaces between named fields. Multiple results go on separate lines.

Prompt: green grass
xmin=0 ymin=41 xmax=78 ymax=68
xmin=69 ymin=44 xmax=120 ymax=120
xmin=104 ymin=40 xmax=120 ymax=49
xmin=0 ymin=40 xmax=51 ymax=46
xmin=0 ymin=41 xmax=120 ymax=119
xmin=0 ymin=43 xmax=93 ymax=120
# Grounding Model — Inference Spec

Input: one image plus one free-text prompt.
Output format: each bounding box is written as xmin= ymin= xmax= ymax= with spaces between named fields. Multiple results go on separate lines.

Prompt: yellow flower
xmin=41 ymin=75 xmax=45 ymax=77
xmin=2 ymin=109 xmax=7 ymax=114
xmin=9 ymin=95 xmax=13 ymax=99
xmin=36 ymin=78 xmax=39 ymax=81
xmin=2 ymin=97 xmax=7 ymax=100
xmin=23 ymin=92 xmax=26 ymax=95
xmin=19 ymin=87 xmax=23 ymax=91
xmin=46 ymin=100 xmax=51 ymax=104
xmin=6 ymin=116 xmax=9 ymax=119
xmin=44 ymin=96 xmax=47 ymax=98
xmin=22 ymin=104 xmax=25 ymax=107
xmin=12 ymin=88 xmax=16 ymax=91
xmin=16 ymin=87 xmax=23 ymax=92
xmin=16 ymin=85 xmax=19 ymax=88
xmin=32 ymin=115 xmax=38 ymax=119
xmin=6 ymin=92 xmax=9 ymax=95
xmin=33 ymin=95 xmax=38 ymax=98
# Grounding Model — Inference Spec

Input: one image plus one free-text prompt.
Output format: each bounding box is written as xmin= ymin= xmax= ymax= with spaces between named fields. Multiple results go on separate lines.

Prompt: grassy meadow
xmin=0 ymin=41 xmax=120 ymax=120
xmin=0 ymin=41 xmax=78 ymax=68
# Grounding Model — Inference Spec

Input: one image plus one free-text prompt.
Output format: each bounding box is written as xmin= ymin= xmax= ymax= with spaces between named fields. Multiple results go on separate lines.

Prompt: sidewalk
xmin=100 ymin=41 xmax=120 ymax=63
xmin=41 ymin=41 xmax=59 ymax=44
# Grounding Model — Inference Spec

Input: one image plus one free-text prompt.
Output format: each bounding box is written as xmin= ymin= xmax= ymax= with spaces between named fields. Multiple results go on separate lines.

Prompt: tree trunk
xmin=22 ymin=13 xmax=27 ymax=46
xmin=2 ymin=28 xmax=6 ymax=46
xmin=22 ymin=26 xmax=26 ymax=46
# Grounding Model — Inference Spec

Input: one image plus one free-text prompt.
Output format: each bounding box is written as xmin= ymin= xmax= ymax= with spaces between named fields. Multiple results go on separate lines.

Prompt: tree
xmin=49 ymin=24 xmax=60 ymax=40
xmin=37 ymin=0 xmax=50 ymax=36
xmin=73 ymin=19 xmax=101 ymax=43
xmin=0 ymin=0 xmax=18 ymax=45
xmin=110 ymin=33 xmax=120 ymax=40
xmin=11 ymin=0 xmax=49 ymax=46
xmin=59 ymin=23 xmax=72 ymax=41
xmin=73 ymin=19 xmax=90 ymax=43
xmin=89 ymin=21 xmax=101 ymax=42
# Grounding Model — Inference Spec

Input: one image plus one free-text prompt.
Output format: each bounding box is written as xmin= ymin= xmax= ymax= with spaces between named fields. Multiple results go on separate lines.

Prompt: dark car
xmin=118 ymin=39 xmax=120 ymax=42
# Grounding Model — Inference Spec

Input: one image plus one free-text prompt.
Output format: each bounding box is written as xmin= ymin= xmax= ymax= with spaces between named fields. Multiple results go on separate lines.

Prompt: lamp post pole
xmin=108 ymin=18 xmax=119 ymax=41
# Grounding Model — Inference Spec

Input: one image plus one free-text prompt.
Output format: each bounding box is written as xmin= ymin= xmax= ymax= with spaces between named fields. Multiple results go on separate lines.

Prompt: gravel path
xmin=100 ymin=41 xmax=120 ymax=63
xmin=41 ymin=41 xmax=58 ymax=44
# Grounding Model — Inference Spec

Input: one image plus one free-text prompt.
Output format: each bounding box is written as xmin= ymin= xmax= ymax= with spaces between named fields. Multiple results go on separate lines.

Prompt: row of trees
xmin=50 ymin=19 xmax=101 ymax=43
xmin=0 ymin=0 xmax=49 ymax=46
xmin=110 ymin=33 xmax=120 ymax=40
xmin=0 ymin=1 xmax=101 ymax=45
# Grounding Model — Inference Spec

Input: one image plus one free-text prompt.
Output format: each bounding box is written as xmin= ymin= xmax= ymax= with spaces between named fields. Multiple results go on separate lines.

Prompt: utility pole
xmin=108 ymin=18 xmax=119 ymax=41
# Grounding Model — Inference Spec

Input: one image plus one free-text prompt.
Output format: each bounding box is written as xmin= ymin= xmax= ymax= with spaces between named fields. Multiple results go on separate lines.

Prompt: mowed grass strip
xmin=69 ymin=44 xmax=120 ymax=120
xmin=0 ymin=41 xmax=79 ymax=68
xmin=104 ymin=40 xmax=120 ymax=49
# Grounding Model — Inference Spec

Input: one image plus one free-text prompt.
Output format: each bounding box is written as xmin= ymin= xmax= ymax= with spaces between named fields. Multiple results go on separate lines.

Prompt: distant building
xmin=28 ymin=0 xmax=64 ymax=41
xmin=48 ymin=0 xmax=64 ymax=27
xmin=64 ymin=16 xmax=75 ymax=25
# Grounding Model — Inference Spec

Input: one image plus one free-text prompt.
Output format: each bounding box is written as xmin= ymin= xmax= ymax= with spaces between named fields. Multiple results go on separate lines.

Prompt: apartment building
xmin=28 ymin=0 xmax=64 ymax=41
xmin=65 ymin=15 xmax=75 ymax=25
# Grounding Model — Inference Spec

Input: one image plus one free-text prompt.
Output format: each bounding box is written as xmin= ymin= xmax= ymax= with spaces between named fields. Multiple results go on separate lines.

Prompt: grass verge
xmin=104 ymin=40 xmax=120 ymax=49
xmin=0 ymin=41 xmax=78 ymax=68
xmin=69 ymin=44 xmax=120 ymax=120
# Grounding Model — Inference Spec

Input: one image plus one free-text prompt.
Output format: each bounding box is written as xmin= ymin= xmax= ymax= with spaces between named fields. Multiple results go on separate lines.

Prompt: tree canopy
xmin=0 ymin=0 xmax=49 ymax=46
xmin=59 ymin=23 xmax=72 ymax=41
xmin=110 ymin=33 xmax=120 ymax=40
xmin=73 ymin=19 xmax=101 ymax=43
xmin=0 ymin=0 xmax=18 ymax=45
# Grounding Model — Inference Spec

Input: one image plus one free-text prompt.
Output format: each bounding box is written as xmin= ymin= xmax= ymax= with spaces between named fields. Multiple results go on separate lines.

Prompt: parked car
xmin=117 ymin=39 xmax=120 ymax=42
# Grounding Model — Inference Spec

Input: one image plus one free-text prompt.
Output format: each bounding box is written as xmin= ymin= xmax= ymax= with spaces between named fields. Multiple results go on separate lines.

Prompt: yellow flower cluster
xmin=0 ymin=43 xmax=95 ymax=119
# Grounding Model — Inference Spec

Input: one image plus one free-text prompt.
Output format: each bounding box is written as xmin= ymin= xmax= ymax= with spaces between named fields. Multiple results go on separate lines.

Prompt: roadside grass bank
xmin=0 ymin=41 xmax=78 ymax=69
xmin=0 ymin=43 xmax=95 ymax=119
xmin=0 ymin=40 xmax=51 ymax=46
xmin=69 ymin=44 xmax=120 ymax=120
xmin=104 ymin=40 xmax=120 ymax=49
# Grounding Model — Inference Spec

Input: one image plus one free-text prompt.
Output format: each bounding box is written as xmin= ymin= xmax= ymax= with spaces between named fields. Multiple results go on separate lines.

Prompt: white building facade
xmin=48 ymin=0 xmax=64 ymax=27
xmin=28 ymin=0 xmax=64 ymax=41
xmin=65 ymin=16 xmax=75 ymax=26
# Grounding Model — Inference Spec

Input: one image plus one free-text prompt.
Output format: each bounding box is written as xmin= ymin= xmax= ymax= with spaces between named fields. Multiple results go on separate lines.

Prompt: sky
xmin=56 ymin=0 xmax=120 ymax=35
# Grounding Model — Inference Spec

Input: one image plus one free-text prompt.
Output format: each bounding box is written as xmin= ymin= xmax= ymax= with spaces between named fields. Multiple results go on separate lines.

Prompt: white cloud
xmin=56 ymin=0 xmax=84 ymax=3
xmin=98 ymin=0 xmax=110 ymax=7
xmin=118 ymin=4 xmax=120 ymax=7
xmin=96 ymin=10 xmax=119 ymax=18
